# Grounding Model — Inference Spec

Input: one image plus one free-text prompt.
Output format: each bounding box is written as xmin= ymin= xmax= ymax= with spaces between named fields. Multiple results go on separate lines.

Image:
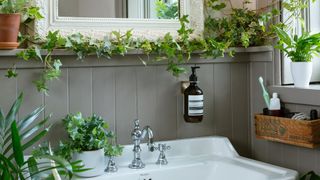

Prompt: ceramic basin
xmin=79 ymin=136 xmax=298 ymax=180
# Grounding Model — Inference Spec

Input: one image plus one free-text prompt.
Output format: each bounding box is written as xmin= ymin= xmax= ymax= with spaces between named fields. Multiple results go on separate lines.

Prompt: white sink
xmin=79 ymin=136 xmax=298 ymax=180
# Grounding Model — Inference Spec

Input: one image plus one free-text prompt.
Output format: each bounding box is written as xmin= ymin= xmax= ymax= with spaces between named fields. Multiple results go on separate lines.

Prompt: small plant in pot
xmin=0 ymin=0 xmax=42 ymax=49
xmin=62 ymin=113 xmax=123 ymax=177
xmin=274 ymin=26 xmax=320 ymax=88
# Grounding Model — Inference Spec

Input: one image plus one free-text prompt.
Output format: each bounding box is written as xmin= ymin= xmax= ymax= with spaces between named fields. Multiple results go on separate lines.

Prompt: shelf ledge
xmin=269 ymin=85 xmax=320 ymax=106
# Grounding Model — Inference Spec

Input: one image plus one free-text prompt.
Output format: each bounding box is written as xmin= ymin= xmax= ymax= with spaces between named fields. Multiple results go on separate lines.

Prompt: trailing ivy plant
xmin=14 ymin=15 xmax=228 ymax=94
xmin=204 ymin=0 xmax=277 ymax=48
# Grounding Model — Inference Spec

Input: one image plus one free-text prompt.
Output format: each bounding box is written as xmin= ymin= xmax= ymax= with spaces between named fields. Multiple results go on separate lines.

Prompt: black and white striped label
xmin=188 ymin=95 xmax=203 ymax=116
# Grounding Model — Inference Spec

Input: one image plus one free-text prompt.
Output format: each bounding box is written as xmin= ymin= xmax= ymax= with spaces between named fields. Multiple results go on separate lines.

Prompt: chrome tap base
xmin=105 ymin=157 xmax=118 ymax=173
xmin=129 ymin=158 xmax=145 ymax=169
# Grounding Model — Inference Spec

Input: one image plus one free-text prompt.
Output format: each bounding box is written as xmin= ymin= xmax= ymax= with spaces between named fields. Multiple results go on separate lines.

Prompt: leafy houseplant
xmin=204 ymin=0 xmax=275 ymax=48
xmin=62 ymin=113 xmax=123 ymax=177
xmin=274 ymin=26 xmax=320 ymax=88
xmin=0 ymin=0 xmax=42 ymax=49
xmin=0 ymin=93 xmax=79 ymax=180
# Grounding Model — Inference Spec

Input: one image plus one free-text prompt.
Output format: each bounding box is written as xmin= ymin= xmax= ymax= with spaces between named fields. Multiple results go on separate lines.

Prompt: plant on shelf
xmin=0 ymin=93 xmax=80 ymax=179
xmin=273 ymin=0 xmax=320 ymax=88
xmin=14 ymin=15 xmax=228 ymax=94
xmin=0 ymin=0 xmax=43 ymax=49
xmin=60 ymin=112 xmax=123 ymax=177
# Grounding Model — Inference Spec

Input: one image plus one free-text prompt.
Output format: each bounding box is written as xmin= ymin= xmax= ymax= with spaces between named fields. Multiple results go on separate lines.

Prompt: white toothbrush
xmin=258 ymin=77 xmax=270 ymax=109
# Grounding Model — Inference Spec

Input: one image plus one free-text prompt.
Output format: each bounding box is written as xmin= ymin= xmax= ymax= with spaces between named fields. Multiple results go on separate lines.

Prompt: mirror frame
xmin=33 ymin=0 xmax=204 ymax=39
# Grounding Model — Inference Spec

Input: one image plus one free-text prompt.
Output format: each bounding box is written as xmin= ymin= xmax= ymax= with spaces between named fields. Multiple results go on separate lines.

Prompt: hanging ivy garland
xmin=5 ymin=0 xmax=281 ymax=94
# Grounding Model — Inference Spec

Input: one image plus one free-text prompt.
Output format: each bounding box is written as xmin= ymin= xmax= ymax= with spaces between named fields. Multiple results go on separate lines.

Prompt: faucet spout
xmin=129 ymin=119 xmax=155 ymax=169
xmin=142 ymin=126 xmax=155 ymax=152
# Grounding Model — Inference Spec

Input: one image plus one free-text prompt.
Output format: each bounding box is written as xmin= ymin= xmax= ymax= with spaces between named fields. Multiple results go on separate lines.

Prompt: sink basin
xmin=78 ymin=136 xmax=298 ymax=180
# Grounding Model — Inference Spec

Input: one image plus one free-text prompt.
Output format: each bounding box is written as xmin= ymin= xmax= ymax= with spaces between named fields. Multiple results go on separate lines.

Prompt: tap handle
xmin=133 ymin=119 xmax=140 ymax=129
xmin=155 ymin=143 xmax=171 ymax=152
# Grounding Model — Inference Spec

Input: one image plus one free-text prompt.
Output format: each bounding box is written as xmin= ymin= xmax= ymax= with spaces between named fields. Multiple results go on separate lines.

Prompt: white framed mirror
xmin=34 ymin=0 xmax=204 ymax=39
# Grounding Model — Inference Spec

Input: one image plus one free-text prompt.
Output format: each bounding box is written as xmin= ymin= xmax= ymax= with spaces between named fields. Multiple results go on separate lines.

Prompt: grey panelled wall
xmin=250 ymin=59 xmax=320 ymax=174
xmin=0 ymin=50 xmax=261 ymax=156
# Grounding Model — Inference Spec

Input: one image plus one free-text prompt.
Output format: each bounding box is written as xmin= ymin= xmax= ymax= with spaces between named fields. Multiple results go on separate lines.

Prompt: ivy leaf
xmin=5 ymin=66 xmax=18 ymax=78
xmin=34 ymin=46 xmax=43 ymax=62
xmin=53 ymin=60 xmax=62 ymax=71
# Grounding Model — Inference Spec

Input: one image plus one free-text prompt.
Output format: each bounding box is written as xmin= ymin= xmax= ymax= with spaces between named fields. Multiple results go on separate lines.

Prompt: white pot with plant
xmin=274 ymin=27 xmax=320 ymax=88
xmin=62 ymin=113 xmax=123 ymax=178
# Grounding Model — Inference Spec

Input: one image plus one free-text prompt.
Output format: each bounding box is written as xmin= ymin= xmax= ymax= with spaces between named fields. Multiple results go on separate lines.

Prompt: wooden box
xmin=255 ymin=114 xmax=320 ymax=148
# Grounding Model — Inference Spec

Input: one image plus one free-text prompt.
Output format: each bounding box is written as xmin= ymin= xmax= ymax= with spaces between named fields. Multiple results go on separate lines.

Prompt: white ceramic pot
xmin=291 ymin=62 xmax=313 ymax=88
xmin=73 ymin=149 xmax=105 ymax=177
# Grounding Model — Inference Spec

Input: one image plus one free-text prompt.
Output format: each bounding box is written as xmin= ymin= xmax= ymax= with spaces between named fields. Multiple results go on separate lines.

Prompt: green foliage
xmin=16 ymin=15 xmax=228 ymax=94
xmin=274 ymin=26 xmax=320 ymax=62
xmin=0 ymin=0 xmax=43 ymax=22
xmin=0 ymin=93 xmax=77 ymax=179
xmin=205 ymin=1 xmax=274 ymax=48
xmin=5 ymin=66 xmax=18 ymax=78
xmin=155 ymin=0 xmax=179 ymax=19
xmin=300 ymin=171 xmax=320 ymax=180
xmin=61 ymin=113 xmax=123 ymax=158
xmin=271 ymin=0 xmax=320 ymax=62
xmin=17 ymin=31 xmax=65 ymax=94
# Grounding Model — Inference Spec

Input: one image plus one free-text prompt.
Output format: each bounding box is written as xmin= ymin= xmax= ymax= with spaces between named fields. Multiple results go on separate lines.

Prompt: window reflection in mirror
xmin=58 ymin=0 xmax=180 ymax=19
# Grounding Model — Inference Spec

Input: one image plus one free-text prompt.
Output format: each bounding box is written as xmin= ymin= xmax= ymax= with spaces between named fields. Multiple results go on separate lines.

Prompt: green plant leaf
xmin=5 ymin=93 xmax=23 ymax=131
xmin=35 ymin=155 xmax=73 ymax=179
xmin=11 ymin=121 xmax=24 ymax=167
xmin=27 ymin=157 xmax=39 ymax=178
xmin=18 ymin=107 xmax=45 ymax=131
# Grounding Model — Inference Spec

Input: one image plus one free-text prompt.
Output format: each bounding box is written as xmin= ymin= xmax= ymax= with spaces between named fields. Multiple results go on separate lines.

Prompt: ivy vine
xmin=9 ymin=15 xmax=228 ymax=94
xmin=6 ymin=0 xmax=278 ymax=94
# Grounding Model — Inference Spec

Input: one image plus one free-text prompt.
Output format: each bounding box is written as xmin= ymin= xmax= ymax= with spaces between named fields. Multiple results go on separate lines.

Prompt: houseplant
xmin=0 ymin=0 xmax=42 ymax=49
xmin=274 ymin=26 xmax=320 ymax=88
xmin=0 ymin=93 xmax=79 ymax=179
xmin=62 ymin=113 xmax=123 ymax=177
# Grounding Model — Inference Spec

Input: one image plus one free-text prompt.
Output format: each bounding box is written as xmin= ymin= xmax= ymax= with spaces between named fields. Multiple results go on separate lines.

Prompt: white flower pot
xmin=291 ymin=62 xmax=313 ymax=88
xmin=73 ymin=149 xmax=105 ymax=177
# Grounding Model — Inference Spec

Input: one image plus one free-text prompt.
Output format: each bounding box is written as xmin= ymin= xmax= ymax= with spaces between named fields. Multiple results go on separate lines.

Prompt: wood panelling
xmin=0 ymin=54 xmax=254 ymax=157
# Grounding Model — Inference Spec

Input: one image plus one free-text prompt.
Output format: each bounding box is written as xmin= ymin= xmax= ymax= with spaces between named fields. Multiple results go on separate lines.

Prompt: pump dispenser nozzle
xmin=190 ymin=66 xmax=200 ymax=82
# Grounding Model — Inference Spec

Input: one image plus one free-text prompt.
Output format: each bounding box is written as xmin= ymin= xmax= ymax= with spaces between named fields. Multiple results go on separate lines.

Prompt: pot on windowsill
xmin=0 ymin=13 xmax=20 ymax=49
xmin=72 ymin=148 xmax=105 ymax=177
xmin=291 ymin=61 xmax=313 ymax=88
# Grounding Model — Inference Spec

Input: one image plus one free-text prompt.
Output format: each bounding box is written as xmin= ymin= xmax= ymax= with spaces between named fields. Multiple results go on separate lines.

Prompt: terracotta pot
xmin=0 ymin=14 xmax=21 ymax=49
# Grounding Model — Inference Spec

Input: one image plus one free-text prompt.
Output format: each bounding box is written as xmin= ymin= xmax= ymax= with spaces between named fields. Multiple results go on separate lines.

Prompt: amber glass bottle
xmin=184 ymin=66 xmax=203 ymax=123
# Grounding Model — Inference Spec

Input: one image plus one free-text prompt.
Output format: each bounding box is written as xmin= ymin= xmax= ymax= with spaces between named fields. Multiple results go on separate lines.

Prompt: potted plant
xmin=0 ymin=93 xmax=78 ymax=179
xmin=274 ymin=26 xmax=320 ymax=88
xmin=62 ymin=113 xmax=122 ymax=177
xmin=0 ymin=0 xmax=42 ymax=49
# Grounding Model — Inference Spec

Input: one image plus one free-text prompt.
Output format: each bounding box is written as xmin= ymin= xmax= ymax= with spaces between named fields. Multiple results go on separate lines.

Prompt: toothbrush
xmin=258 ymin=77 xmax=270 ymax=109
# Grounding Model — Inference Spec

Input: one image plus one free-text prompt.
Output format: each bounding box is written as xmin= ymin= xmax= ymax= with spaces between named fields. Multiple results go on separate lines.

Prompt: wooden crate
xmin=255 ymin=114 xmax=320 ymax=148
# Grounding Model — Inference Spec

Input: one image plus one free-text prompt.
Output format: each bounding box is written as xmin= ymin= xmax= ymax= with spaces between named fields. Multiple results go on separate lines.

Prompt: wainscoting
xmin=0 ymin=47 xmax=272 ymax=159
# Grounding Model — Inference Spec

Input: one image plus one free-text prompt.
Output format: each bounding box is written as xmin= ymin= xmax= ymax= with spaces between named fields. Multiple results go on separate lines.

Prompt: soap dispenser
xmin=184 ymin=66 xmax=204 ymax=123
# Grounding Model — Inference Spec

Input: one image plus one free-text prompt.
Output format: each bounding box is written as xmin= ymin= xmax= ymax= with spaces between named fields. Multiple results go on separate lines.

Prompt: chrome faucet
xmin=129 ymin=119 xmax=155 ymax=169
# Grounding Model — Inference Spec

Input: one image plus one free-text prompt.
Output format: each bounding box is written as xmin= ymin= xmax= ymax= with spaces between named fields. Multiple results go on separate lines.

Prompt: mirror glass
xmin=58 ymin=0 xmax=180 ymax=19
